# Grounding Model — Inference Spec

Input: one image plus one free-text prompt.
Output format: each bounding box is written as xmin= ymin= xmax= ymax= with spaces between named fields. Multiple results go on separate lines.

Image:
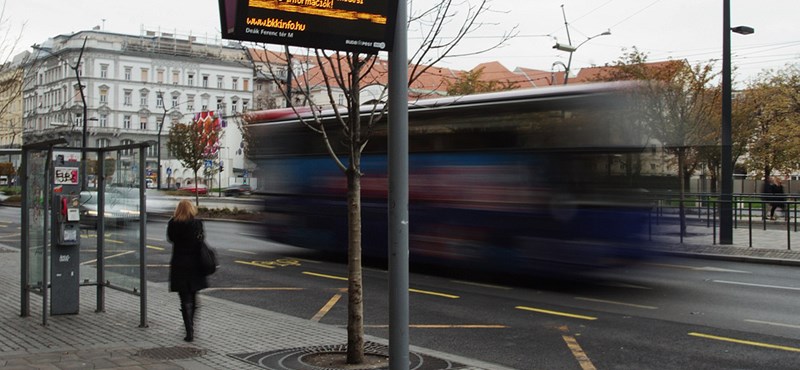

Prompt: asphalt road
xmin=2 ymin=206 xmax=800 ymax=369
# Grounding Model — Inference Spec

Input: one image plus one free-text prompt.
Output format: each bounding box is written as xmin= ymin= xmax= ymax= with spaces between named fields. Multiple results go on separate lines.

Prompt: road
xmin=2 ymin=205 xmax=800 ymax=369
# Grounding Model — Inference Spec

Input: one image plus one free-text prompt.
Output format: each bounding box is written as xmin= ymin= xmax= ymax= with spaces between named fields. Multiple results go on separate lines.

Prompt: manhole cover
xmin=138 ymin=346 xmax=206 ymax=360
xmin=229 ymin=341 xmax=470 ymax=370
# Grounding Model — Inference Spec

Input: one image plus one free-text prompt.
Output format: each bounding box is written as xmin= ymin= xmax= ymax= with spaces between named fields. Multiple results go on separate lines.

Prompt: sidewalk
xmin=0 ymin=243 xmax=509 ymax=370
xmin=650 ymin=220 xmax=800 ymax=266
xmin=1 ymin=224 xmax=799 ymax=370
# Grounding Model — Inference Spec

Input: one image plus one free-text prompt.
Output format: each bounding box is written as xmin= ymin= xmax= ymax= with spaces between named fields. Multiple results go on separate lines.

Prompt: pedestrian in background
xmin=167 ymin=199 xmax=208 ymax=342
xmin=770 ymin=177 xmax=787 ymax=220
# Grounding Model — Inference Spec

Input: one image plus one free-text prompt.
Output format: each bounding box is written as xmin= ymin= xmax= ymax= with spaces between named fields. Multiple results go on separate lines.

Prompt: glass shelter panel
xmin=73 ymin=150 xmax=98 ymax=285
xmin=102 ymin=149 xmax=143 ymax=293
xmin=25 ymin=150 xmax=48 ymax=291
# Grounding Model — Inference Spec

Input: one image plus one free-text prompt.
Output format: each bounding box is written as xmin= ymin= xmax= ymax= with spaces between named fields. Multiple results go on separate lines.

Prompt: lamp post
xmin=32 ymin=37 xmax=89 ymax=190
xmin=551 ymin=5 xmax=610 ymax=85
xmin=720 ymin=0 xmax=754 ymax=245
xmin=156 ymin=91 xmax=167 ymax=190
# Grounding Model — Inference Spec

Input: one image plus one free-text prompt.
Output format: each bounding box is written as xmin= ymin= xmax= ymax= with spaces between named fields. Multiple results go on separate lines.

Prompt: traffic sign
xmin=166 ymin=167 xmax=172 ymax=176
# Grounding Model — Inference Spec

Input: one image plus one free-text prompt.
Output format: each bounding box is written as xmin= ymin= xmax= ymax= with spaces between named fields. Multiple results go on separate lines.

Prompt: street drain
xmin=138 ymin=346 xmax=207 ymax=360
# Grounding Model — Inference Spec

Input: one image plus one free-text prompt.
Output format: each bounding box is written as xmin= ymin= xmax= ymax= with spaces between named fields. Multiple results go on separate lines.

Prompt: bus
xmin=246 ymin=82 xmax=656 ymax=276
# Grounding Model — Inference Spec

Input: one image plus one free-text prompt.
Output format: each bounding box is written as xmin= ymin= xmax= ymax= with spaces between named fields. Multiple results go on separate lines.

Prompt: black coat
xmin=167 ymin=218 xmax=209 ymax=293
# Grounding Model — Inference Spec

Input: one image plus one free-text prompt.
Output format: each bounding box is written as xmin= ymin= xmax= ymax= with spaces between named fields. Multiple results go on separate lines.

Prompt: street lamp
xmin=552 ymin=29 xmax=611 ymax=85
xmin=32 ymin=37 xmax=90 ymax=190
xmin=720 ymin=0 xmax=754 ymax=245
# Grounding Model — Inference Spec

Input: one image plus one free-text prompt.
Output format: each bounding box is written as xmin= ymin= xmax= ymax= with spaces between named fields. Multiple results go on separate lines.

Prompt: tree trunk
xmin=678 ymin=150 xmax=687 ymax=236
xmin=193 ymin=171 xmax=199 ymax=207
xmin=346 ymin=166 xmax=364 ymax=364
xmin=346 ymin=54 xmax=365 ymax=364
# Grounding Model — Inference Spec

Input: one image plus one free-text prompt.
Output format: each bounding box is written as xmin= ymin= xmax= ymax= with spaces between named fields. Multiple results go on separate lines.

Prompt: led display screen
xmin=219 ymin=0 xmax=397 ymax=53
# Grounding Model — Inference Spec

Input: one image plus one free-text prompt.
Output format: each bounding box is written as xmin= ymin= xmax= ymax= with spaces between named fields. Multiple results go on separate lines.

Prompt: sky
xmin=4 ymin=0 xmax=798 ymax=85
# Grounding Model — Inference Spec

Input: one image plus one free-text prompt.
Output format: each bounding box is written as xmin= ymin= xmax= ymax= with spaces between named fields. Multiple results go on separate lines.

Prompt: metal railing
xmin=649 ymin=192 xmax=797 ymax=250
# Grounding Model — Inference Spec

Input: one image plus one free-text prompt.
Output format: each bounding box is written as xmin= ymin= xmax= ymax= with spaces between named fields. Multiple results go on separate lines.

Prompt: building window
xmin=156 ymin=94 xmax=164 ymax=108
xmin=140 ymin=92 xmax=148 ymax=107
xmin=120 ymin=139 xmax=134 ymax=156
xmin=140 ymin=68 xmax=149 ymax=82
xmin=243 ymin=78 xmax=249 ymax=91
xmin=242 ymin=99 xmax=249 ymax=111
xmin=231 ymin=99 xmax=238 ymax=113
xmin=217 ymin=76 xmax=224 ymax=89
xmin=140 ymin=117 xmax=148 ymax=130
xmin=96 ymin=138 xmax=110 ymax=148
xmin=232 ymin=78 xmax=238 ymax=90
xmin=187 ymin=96 xmax=194 ymax=111
xmin=123 ymin=115 xmax=131 ymax=129
xmin=124 ymin=90 xmax=132 ymax=106
xmin=188 ymin=73 xmax=194 ymax=86
xmin=99 ymin=114 xmax=108 ymax=128
xmin=216 ymin=98 xmax=224 ymax=112
xmin=172 ymin=70 xmax=179 ymax=85
xmin=99 ymin=88 xmax=108 ymax=104
xmin=100 ymin=64 xmax=108 ymax=78
xmin=202 ymin=75 xmax=208 ymax=88
xmin=124 ymin=67 xmax=132 ymax=80
xmin=157 ymin=69 xmax=164 ymax=83
xmin=172 ymin=95 xmax=179 ymax=108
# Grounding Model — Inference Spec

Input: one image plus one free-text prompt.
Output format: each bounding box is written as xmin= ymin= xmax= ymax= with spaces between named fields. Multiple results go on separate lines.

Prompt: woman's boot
xmin=181 ymin=304 xmax=194 ymax=342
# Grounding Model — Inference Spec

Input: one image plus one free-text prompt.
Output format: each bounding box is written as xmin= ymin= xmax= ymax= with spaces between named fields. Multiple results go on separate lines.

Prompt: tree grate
xmin=229 ymin=341 xmax=474 ymax=370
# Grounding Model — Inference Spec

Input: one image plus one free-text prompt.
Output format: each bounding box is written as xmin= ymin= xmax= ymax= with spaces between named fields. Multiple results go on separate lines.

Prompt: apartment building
xmin=22 ymin=29 xmax=254 ymax=189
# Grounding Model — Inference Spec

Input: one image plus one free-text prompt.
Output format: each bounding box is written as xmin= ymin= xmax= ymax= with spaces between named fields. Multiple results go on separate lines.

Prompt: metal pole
xmin=388 ymin=0 xmax=409 ymax=367
xmin=72 ymin=37 xmax=89 ymax=191
xmin=720 ymin=0 xmax=733 ymax=244
xmin=139 ymin=145 xmax=148 ymax=328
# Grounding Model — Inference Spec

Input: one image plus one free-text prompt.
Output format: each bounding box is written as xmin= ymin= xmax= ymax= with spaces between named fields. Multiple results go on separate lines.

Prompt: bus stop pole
xmin=388 ymin=0 xmax=410 ymax=368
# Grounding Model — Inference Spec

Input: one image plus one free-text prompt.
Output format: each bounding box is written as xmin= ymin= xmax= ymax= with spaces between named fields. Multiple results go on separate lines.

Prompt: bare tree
xmin=0 ymin=0 xmax=27 ymax=158
xmin=247 ymin=0 xmax=516 ymax=364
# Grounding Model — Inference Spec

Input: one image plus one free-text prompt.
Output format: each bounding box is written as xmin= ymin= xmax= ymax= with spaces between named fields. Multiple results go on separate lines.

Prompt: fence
xmin=650 ymin=192 xmax=797 ymax=250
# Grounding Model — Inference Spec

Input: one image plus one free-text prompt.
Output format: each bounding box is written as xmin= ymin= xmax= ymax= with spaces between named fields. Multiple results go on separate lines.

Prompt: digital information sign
xmin=219 ymin=0 xmax=397 ymax=53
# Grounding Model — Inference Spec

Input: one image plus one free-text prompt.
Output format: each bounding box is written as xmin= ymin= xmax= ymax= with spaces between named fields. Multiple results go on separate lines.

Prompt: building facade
xmin=22 ymin=29 xmax=254 ymax=189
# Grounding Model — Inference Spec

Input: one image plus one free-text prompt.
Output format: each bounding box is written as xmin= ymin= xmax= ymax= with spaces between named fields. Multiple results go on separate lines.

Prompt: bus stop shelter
xmin=20 ymin=139 xmax=150 ymax=327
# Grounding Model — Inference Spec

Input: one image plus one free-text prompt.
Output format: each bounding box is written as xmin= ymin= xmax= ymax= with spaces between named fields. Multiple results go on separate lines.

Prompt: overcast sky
xmin=5 ymin=0 xmax=798 ymax=84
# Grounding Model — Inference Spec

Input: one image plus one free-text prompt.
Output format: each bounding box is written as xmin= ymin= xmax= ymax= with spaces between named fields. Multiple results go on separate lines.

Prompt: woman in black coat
xmin=167 ymin=199 xmax=208 ymax=342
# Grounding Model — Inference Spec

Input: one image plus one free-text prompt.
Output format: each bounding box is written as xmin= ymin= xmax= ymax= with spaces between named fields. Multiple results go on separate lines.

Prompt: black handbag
xmin=197 ymin=225 xmax=218 ymax=275
xmin=199 ymin=241 xmax=218 ymax=275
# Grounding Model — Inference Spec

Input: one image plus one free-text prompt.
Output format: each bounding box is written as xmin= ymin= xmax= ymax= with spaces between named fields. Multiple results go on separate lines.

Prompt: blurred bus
xmin=246 ymin=82 xmax=655 ymax=276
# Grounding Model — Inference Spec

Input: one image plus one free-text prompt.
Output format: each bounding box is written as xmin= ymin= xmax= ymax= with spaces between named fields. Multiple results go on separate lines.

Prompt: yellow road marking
xmin=301 ymin=272 xmax=458 ymax=298
xmin=105 ymin=239 xmax=125 ymax=244
xmin=563 ymin=335 xmax=597 ymax=370
xmin=515 ymin=306 xmax=597 ymax=321
xmin=409 ymin=288 xmax=459 ymax=299
xmin=236 ymin=260 xmax=274 ymax=269
xmin=147 ymin=245 xmax=164 ymax=251
xmin=229 ymin=249 xmax=257 ymax=255
xmin=303 ymin=271 xmax=347 ymax=280
xmin=365 ymin=324 xmax=507 ymax=329
xmin=295 ymin=258 xmax=322 ymax=264
xmin=689 ymin=332 xmax=800 ymax=352
xmin=204 ymin=287 xmax=303 ymax=292
xmin=311 ymin=294 xmax=342 ymax=322
xmin=575 ymin=297 xmax=658 ymax=310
